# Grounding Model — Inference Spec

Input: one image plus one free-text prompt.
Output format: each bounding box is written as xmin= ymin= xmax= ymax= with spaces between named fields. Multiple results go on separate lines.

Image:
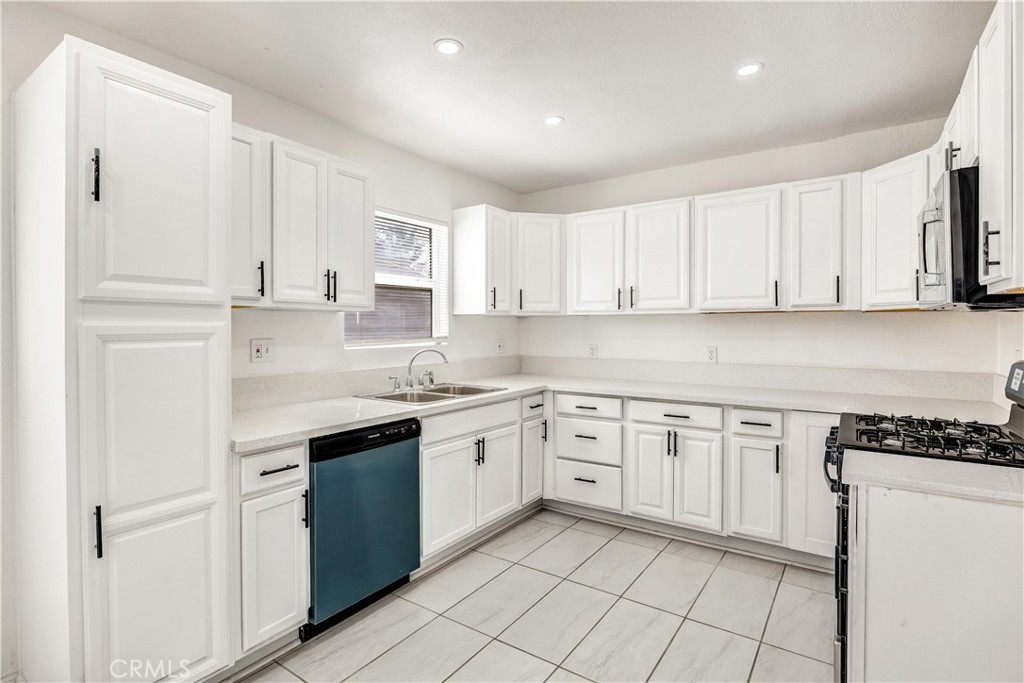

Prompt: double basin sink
xmin=365 ymin=383 xmax=506 ymax=404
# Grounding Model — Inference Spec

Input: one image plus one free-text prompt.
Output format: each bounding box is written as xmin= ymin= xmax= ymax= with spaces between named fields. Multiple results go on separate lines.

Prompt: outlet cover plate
xmin=251 ymin=338 xmax=273 ymax=363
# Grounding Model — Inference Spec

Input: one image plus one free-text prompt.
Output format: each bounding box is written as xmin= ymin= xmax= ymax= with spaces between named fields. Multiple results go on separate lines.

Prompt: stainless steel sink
xmin=428 ymin=384 xmax=506 ymax=396
xmin=368 ymin=390 xmax=453 ymax=404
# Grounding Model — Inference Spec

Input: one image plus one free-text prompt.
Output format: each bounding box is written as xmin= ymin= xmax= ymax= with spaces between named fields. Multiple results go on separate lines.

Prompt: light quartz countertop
xmin=231 ymin=373 xmax=1010 ymax=453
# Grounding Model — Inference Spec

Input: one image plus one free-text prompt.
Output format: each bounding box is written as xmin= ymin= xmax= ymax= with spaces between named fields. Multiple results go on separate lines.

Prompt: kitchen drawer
xmin=555 ymin=417 xmax=622 ymax=466
xmin=421 ymin=399 xmax=518 ymax=445
xmin=521 ymin=393 xmax=545 ymax=420
xmin=555 ymin=393 xmax=623 ymax=419
xmin=555 ymin=459 xmax=622 ymax=511
xmin=631 ymin=400 xmax=723 ymax=430
xmin=240 ymin=443 xmax=306 ymax=497
xmin=731 ymin=408 xmax=784 ymax=438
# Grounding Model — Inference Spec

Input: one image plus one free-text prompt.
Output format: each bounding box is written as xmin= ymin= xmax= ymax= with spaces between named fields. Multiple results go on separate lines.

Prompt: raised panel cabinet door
xmin=567 ymin=211 xmax=625 ymax=313
xmin=978 ymin=1 xmax=1014 ymax=287
xmin=422 ymin=437 xmax=477 ymax=556
xmin=959 ymin=47 xmax=980 ymax=167
xmin=231 ymin=125 xmax=270 ymax=303
xmin=80 ymin=321 xmax=229 ymax=682
xmin=77 ymin=47 xmax=230 ymax=304
xmin=476 ymin=425 xmax=521 ymax=527
xmin=516 ymin=213 xmax=563 ymax=314
xmin=241 ymin=485 xmax=308 ymax=652
xmin=626 ymin=426 xmax=673 ymax=521
xmin=696 ymin=188 xmax=782 ymax=311
xmin=326 ymin=159 xmax=375 ymax=310
xmin=786 ymin=412 xmax=838 ymax=557
xmin=861 ymin=152 xmax=928 ymax=309
xmin=272 ymin=140 xmax=329 ymax=304
xmin=673 ymin=430 xmax=723 ymax=533
xmin=787 ymin=179 xmax=844 ymax=309
xmin=625 ymin=199 xmax=691 ymax=311
xmin=486 ymin=207 xmax=514 ymax=313
xmin=728 ymin=437 xmax=783 ymax=542
xmin=522 ymin=418 xmax=545 ymax=505
xmin=942 ymin=97 xmax=963 ymax=171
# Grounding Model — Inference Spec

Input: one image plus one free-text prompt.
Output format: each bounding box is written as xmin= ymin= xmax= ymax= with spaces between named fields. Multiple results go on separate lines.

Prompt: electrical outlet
xmin=250 ymin=338 xmax=274 ymax=363
xmin=496 ymin=338 xmax=505 ymax=355
xmin=705 ymin=346 xmax=718 ymax=363
xmin=587 ymin=344 xmax=599 ymax=359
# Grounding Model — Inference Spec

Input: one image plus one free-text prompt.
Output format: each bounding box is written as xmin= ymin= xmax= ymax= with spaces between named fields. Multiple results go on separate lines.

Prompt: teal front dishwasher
xmin=300 ymin=418 xmax=420 ymax=641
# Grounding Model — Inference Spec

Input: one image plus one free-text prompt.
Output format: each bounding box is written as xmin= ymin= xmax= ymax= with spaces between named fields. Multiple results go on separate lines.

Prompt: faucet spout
xmin=406 ymin=348 xmax=450 ymax=388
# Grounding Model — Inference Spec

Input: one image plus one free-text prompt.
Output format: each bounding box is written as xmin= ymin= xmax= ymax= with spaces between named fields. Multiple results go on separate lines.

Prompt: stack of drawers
xmin=553 ymin=393 xmax=623 ymax=510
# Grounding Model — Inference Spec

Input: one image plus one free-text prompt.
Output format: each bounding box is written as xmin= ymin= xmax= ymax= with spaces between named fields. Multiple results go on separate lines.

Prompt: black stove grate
xmin=850 ymin=414 xmax=1024 ymax=467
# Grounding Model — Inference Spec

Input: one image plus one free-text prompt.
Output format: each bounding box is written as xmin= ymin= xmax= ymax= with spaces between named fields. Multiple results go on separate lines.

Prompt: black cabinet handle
xmin=258 ymin=260 xmax=266 ymax=297
xmin=91 ymin=148 xmax=101 ymax=201
xmin=529 ymin=403 xmax=544 ymax=409
xmin=775 ymin=444 xmax=780 ymax=474
xmin=667 ymin=430 xmax=672 ymax=455
xmin=664 ymin=413 xmax=690 ymax=419
xmin=302 ymin=489 xmax=309 ymax=528
xmin=774 ymin=280 xmax=779 ymax=307
xmin=835 ymin=275 xmax=840 ymax=304
xmin=260 ymin=463 xmax=300 ymax=477
xmin=542 ymin=419 xmax=548 ymax=442
xmin=491 ymin=287 xmax=497 ymax=309
xmin=983 ymin=221 xmax=1002 ymax=275
xmin=324 ymin=270 xmax=332 ymax=300
xmin=740 ymin=421 xmax=772 ymax=427
xmin=519 ymin=289 xmax=523 ymax=310
xmin=474 ymin=438 xmax=482 ymax=466
xmin=630 ymin=286 xmax=635 ymax=308
xmin=574 ymin=477 xmax=597 ymax=484
xmin=332 ymin=270 xmax=338 ymax=302
xmin=673 ymin=430 xmax=679 ymax=457
xmin=915 ymin=268 xmax=920 ymax=300
xmin=617 ymin=288 xmax=622 ymax=310
xmin=574 ymin=434 xmax=597 ymax=440
xmin=481 ymin=436 xmax=486 ymax=464
xmin=575 ymin=405 xmax=598 ymax=410
xmin=94 ymin=505 xmax=103 ymax=559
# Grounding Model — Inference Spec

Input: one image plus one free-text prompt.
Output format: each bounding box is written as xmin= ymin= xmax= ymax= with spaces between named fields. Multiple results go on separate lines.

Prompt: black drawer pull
xmin=575 ymin=405 xmax=598 ymax=410
xmin=529 ymin=403 xmax=544 ymax=409
xmin=664 ymin=413 xmax=690 ymax=419
xmin=740 ymin=420 xmax=772 ymax=427
xmin=574 ymin=434 xmax=597 ymax=440
xmin=95 ymin=505 xmax=103 ymax=559
xmin=302 ymin=489 xmax=309 ymax=528
xmin=260 ymin=463 xmax=300 ymax=477
xmin=574 ymin=477 xmax=597 ymax=484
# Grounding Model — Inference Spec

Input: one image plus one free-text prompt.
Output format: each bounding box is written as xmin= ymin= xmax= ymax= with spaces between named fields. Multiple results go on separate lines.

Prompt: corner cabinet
xmin=696 ymin=186 xmax=783 ymax=311
xmin=861 ymin=151 xmax=929 ymax=310
xmin=15 ymin=37 xmax=232 ymax=683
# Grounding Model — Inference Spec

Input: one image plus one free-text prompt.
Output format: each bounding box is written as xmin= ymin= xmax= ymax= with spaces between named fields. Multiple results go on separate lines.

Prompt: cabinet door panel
xmin=517 ymin=214 xmax=563 ymax=313
xmin=959 ymin=47 xmax=979 ymax=167
xmin=487 ymin=208 xmax=514 ymax=313
xmin=627 ymin=426 xmax=673 ymax=520
xmin=625 ymin=200 xmax=691 ymax=311
xmin=696 ymin=189 xmax=781 ymax=310
xmin=522 ymin=419 xmax=545 ymax=505
xmin=728 ymin=437 xmax=783 ymax=542
xmin=241 ymin=486 xmax=308 ymax=652
xmin=568 ymin=211 xmax=625 ymax=312
xmin=231 ymin=126 xmax=270 ymax=302
xmin=787 ymin=180 xmax=844 ymax=309
xmin=78 ymin=51 xmax=229 ymax=303
xmin=273 ymin=141 xmax=328 ymax=304
xmin=422 ymin=438 xmax=477 ymax=556
xmin=674 ymin=430 xmax=723 ymax=533
xmin=326 ymin=160 xmax=374 ymax=310
xmin=786 ymin=413 xmax=838 ymax=557
xmin=477 ymin=425 xmax=520 ymax=526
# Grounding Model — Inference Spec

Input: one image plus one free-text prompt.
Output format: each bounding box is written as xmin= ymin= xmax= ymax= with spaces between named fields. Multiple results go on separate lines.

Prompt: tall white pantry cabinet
xmin=14 ymin=37 xmax=232 ymax=683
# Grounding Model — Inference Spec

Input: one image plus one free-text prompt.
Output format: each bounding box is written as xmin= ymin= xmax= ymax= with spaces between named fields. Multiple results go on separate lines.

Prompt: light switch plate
xmin=251 ymin=338 xmax=273 ymax=363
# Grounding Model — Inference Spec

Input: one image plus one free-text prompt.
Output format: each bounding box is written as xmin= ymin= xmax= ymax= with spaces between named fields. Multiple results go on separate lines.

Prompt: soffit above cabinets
xmin=37 ymin=1 xmax=993 ymax=193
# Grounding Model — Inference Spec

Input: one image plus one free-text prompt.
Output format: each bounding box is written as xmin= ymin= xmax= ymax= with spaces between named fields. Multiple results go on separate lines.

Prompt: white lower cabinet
xmin=786 ymin=412 xmax=839 ymax=557
xmin=728 ymin=437 xmax=784 ymax=543
xmin=422 ymin=436 xmax=479 ymax=557
xmin=555 ymin=459 xmax=623 ymax=511
xmin=240 ymin=485 xmax=309 ymax=652
xmin=476 ymin=425 xmax=521 ymax=526
xmin=522 ymin=417 xmax=546 ymax=505
xmin=627 ymin=426 xmax=674 ymax=520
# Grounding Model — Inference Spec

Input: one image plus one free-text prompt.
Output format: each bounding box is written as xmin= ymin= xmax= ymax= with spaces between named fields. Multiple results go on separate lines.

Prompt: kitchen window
xmin=344 ymin=211 xmax=449 ymax=345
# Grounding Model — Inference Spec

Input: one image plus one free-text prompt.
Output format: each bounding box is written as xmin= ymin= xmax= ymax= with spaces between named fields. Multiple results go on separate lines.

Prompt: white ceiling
xmin=48 ymin=1 xmax=993 ymax=193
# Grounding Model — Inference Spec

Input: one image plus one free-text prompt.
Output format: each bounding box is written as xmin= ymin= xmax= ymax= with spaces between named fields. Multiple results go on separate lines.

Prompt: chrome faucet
xmin=406 ymin=348 xmax=449 ymax=388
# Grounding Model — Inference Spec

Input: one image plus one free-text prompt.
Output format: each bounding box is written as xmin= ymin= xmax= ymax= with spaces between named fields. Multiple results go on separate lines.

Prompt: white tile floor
xmin=242 ymin=510 xmax=835 ymax=683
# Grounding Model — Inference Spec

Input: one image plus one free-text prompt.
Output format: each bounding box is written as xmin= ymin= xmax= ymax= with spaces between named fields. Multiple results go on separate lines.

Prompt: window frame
xmin=344 ymin=209 xmax=450 ymax=348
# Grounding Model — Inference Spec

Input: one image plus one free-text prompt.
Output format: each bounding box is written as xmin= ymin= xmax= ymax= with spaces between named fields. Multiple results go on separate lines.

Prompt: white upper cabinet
xmin=696 ymin=187 xmax=782 ymax=311
xmin=326 ymin=158 xmax=375 ymax=310
xmin=452 ymin=205 xmax=515 ymax=315
xmin=786 ymin=178 xmax=845 ymax=309
xmin=272 ymin=139 xmax=329 ymax=305
xmin=625 ymin=199 xmax=691 ymax=311
xmin=77 ymin=48 xmax=230 ymax=304
xmin=861 ymin=151 xmax=929 ymax=310
xmin=487 ymin=208 xmax=515 ymax=313
xmin=959 ymin=47 xmax=980 ymax=168
xmin=231 ymin=125 xmax=270 ymax=304
xmin=567 ymin=210 xmax=626 ymax=313
xmin=978 ymin=0 xmax=1015 ymax=289
xmin=516 ymin=213 xmax=563 ymax=314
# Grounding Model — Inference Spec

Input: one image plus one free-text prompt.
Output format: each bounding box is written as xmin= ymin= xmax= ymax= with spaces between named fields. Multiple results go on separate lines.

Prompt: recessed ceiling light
xmin=737 ymin=62 xmax=764 ymax=77
xmin=543 ymin=115 xmax=565 ymax=126
xmin=433 ymin=38 xmax=463 ymax=55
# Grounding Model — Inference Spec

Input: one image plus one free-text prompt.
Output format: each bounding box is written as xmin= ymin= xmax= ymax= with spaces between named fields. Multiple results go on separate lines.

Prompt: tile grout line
xmin=746 ymin=571 xmax=784 ymax=683
xmin=272 ymin=660 xmax=308 ymax=683
xmin=339 ymin=604 xmax=443 ymax=682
